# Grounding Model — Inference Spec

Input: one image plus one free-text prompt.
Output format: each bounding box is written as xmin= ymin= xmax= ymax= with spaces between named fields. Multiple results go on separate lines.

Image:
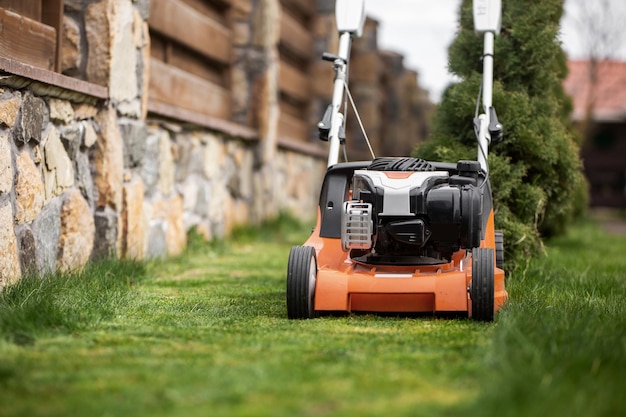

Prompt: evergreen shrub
xmin=414 ymin=0 xmax=587 ymax=265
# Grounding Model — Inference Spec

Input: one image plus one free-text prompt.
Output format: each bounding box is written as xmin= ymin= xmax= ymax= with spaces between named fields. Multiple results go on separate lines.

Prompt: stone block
xmin=49 ymin=98 xmax=75 ymax=124
xmin=43 ymin=126 xmax=75 ymax=200
xmin=109 ymin=0 xmax=138 ymax=103
xmin=157 ymin=131 xmax=175 ymax=195
xmin=93 ymin=207 xmax=118 ymax=259
xmin=94 ymin=107 xmax=124 ymax=210
xmin=0 ymin=203 xmax=20 ymax=287
xmin=62 ymin=14 xmax=82 ymax=76
xmin=75 ymin=151 xmax=95 ymax=209
xmin=15 ymin=151 xmax=45 ymax=224
xmin=60 ymin=124 xmax=83 ymax=158
xmin=119 ymin=120 xmax=147 ymax=169
xmin=202 ymin=134 xmax=226 ymax=179
xmin=152 ymin=195 xmax=186 ymax=256
xmin=14 ymin=92 xmax=46 ymax=145
xmin=0 ymin=133 xmax=13 ymax=194
xmin=15 ymin=225 xmax=37 ymax=275
xmin=119 ymin=178 xmax=145 ymax=260
xmin=0 ymin=91 xmax=21 ymax=128
xmin=83 ymin=121 xmax=98 ymax=148
xmin=143 ymin=200 xmax=166 ymax=259
xmin=141 ymin=130 xmax=160 ymax=196
xmin=57 ymin=189 xmax=95 ymax=272
xmin=32 ymin=198 xmax=62 ymax=275
xmin=116 ymin=100 xmax=141 ymax=118
xmin=74 ymin=103 xmax=98 ymax=120
xmin=86 ymin=0 xmax=111 ymax=86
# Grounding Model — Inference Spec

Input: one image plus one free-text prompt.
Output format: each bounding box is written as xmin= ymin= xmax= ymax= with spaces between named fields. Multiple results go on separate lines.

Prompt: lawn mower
xmin=286 ymin=0 xmax=507 ymax=321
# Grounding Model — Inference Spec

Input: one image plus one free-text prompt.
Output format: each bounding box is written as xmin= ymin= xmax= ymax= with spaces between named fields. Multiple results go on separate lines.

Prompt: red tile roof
xmin=563 ymin=60 xmax=626 ymax=122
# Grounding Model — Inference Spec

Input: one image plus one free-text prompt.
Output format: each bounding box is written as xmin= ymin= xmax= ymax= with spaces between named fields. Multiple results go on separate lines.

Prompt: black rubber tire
xmin=470 ymin=248 xmax=495 ymax=322
xmin=495 ymin=230 xmax=504 ymax=270
xmin=286 ymin=246 xmax=317 ymax=319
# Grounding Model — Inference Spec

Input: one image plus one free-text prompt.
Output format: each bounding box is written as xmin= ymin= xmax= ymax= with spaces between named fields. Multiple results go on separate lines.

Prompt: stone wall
xmin=0 ymin=83 xmax=325 ymax=287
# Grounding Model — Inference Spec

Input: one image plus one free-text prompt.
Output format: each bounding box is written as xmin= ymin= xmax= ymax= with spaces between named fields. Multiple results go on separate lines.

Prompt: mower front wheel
xmin=470 ymin=248 xmax=495 ymax=321
xmin=286 ymin=246 xmax=317 ymax=319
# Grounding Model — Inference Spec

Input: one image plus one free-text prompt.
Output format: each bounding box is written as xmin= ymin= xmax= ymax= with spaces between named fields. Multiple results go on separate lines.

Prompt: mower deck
xmin=305 ymin=214 xmax=507 ymax=316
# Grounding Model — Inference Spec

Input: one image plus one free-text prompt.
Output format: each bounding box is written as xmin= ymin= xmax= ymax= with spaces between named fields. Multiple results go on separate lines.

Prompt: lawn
xmin=0 ymin=217 xmax=624 ymax=417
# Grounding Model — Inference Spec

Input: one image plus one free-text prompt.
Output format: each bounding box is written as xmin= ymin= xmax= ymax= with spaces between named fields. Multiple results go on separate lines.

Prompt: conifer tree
xmin=414 ymin=0 xmax=587 ymax=263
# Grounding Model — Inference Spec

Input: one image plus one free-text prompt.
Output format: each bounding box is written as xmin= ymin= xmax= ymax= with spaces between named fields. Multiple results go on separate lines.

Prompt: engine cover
xmin=342 ymin=159 xmax=483 ymax=264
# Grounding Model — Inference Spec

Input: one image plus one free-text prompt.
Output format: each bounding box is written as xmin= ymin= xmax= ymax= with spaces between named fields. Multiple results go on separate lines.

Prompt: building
xmin=564 ymin=59 xmax=626 ymax=208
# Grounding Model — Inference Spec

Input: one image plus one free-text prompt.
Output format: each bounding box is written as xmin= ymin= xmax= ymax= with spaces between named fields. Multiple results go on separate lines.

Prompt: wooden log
xmin=278 ymin=108 xmax=308 ymax=142
xmin=41 ymin=0 xmax=63 ymax=72
xmin=278 ymin=59 xmax=310 ymax=103
xmin=149 ymin=0 xmax=231 ymax=65
xmin=0 ymin=1 xmax=40 ymax=21
xmin=0 ymin=8 xmax=56 ymax=71
xmin=279 ymin=9 xmax=312 ymax=62
xmin=149 ymin=58 xmax=231 ymax=120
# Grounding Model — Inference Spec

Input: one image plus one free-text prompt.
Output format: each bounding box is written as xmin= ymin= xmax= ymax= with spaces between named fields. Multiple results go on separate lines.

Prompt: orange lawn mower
xmin=287 ymin=0 xmax=507 ymax=321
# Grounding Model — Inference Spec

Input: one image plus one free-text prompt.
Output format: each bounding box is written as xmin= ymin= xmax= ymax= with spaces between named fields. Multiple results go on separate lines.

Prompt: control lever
xmin=318 ymin=104 xmax=332 ymax=141
xmin=488 ymin=106 xmax=504 ymax=144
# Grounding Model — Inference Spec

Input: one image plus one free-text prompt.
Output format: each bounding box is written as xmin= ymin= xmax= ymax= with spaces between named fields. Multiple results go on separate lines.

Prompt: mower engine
xmin=342 ymin=158 xmax=483 ymax=264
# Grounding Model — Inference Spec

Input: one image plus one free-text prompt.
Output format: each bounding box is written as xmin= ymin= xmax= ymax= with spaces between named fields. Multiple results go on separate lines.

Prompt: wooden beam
xmin=279 ymin=0 xmax=314 ymax=24
xmin=149 ymin=0 xmax=231 ymax=65
xmin=149 ymin=58 xmax=231 ymax=120
xmin=0 ymin=56 xmax=108 ymax=100
xmin=41 ymin=0 xmax=63 ymax=72
xmin=0 ymin=1 xmax=40 ymax=21
xmin=279 ymin=9 xmax=313 ymax=61
xmin=278 ymin=110 xmax=309 ymax=143
xmin=0 ymin=8 xmax=56 ymax=71
xmin=148 ymin=100 xmax=257 ymax=141
xmin=277 ymin=136 xmax=326 ymax=159
xmin=278 ymin=60 xmax=310 ymax=103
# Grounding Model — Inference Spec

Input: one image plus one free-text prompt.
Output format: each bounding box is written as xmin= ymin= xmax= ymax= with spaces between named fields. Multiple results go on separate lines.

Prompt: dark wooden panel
xmin=41 ymin=0 xmax=63 ymax=71
xmin=0 ymin=8 xmax=56 ymax=71
xmin=279 ymin=59 xmax=310 ymax=103
xmin=170 ymin=44 xmax=227 ymax=86
xmin=149 ymin=0 xmax=231 ymax=65
xmin=0 ymin=1 xmax=40 ymax=21
xmin=279 ymin=9 xmax=313 ymax=62
xmin=278 ymin=112 xmax=308 ymax=142
xmin=280 ymin=0 xmax=314 ymax=25
xmin=149 ymin=58 xmax=231 ymax=120
xmin=180 ymin=0 xmax=230 ymax=24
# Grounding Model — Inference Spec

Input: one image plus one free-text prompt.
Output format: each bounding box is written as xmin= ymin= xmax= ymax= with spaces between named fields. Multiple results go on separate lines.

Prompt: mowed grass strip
xmin=0 ymin=216 xmax=624 ymax=417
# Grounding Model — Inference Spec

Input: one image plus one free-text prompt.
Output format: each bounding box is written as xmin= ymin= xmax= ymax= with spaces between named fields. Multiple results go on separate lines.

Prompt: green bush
xmin=414 ymin=0 xmax=587 ymax=265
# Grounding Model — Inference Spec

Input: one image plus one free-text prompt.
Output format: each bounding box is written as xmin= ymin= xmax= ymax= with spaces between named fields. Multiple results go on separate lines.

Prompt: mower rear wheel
xmin=495 ymin=230 xmax=504 ymax=270
xmin=470 ymin=248 xmax=495 ymax=321
xmin=286 ymin=246 xmax=317 ymax=319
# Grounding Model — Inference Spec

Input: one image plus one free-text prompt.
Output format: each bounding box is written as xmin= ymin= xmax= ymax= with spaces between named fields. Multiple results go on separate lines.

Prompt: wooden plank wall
xmin=148 ymin=0 xmax=232 ymax=119
xmin=278 ymin=0 xmax=315 ymax=142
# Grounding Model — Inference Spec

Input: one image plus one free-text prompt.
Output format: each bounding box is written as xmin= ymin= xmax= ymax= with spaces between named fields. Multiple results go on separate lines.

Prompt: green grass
xmin=0 ymin=217 xmax=624 ymax=417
